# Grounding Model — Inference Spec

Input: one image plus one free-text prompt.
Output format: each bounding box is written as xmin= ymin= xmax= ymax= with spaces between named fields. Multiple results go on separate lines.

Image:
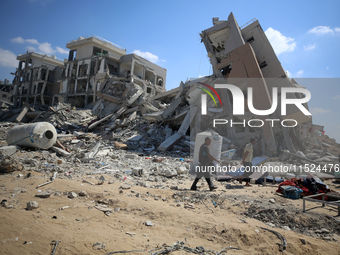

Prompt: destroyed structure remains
xmin=0 ymin=12 xmax=340 ymax=254
xmin=0 ymin=13 xmax=332 ymax=157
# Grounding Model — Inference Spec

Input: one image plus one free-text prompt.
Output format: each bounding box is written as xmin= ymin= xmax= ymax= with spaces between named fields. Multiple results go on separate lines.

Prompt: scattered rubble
xmin=0 ymin=12 xmax=339 ymax=255
xmin=92 ymin=242 xmax=105 ymax=250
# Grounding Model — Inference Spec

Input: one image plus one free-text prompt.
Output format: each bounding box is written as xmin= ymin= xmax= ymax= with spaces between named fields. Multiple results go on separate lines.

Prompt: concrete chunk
xmin=27 ymin=201 xmax=39 ymax=210
xmin=51 ymin=146 xmax=71 ymax=157
xmin=132 ymin=167 xmax=143 ymax=176
xmin=161 ymin=97 xmax=182 ymax=119
xmin=158 ymin=132 xmax=183 ymax=152
xmin=15 ymin=106 xmax=29 ymax=122
xmin=35 ymin=192 xmax=51 ymax=198
xmin=0 ymin=145 xmax=18 ymax=157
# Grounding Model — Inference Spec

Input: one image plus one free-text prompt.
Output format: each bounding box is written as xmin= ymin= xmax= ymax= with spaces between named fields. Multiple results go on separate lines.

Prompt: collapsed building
xmin=136 ymin=13 xmax=318 ymax=156
xmin=186 ymin=13 xmax=314 ymax=156
xmin=60 ymin=36 xmax=166 ymax=108
xmin=0 ymin=79 xmax=12 ymax=104
xmin=12 ymin=52 xmax=64 ymax=106
xmin=0 ymin=13 xmax=331 ymax=159
xmin=9 ymin=35 xmax=166 ymax=108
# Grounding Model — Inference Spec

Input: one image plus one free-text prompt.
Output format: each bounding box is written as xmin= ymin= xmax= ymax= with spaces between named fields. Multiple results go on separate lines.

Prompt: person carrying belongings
xmin=190 ymin=137 xmax=219 ymax=191
xmin=240 ymin=138 xmax=256 ymax=186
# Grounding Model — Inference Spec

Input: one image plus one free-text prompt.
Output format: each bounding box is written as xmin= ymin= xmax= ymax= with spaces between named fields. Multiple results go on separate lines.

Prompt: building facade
xmin=9 ymin=36 xmax=167 ymax=108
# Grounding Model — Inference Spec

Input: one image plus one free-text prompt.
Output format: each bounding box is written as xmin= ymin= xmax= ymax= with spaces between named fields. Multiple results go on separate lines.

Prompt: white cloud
xmin=11 ymin=37 xmax=25 ymax=43
xmin=265 ymin=27 xmax=297 ymax=55
xmin=285 ymin=70 xmax=292 ymax=78
xmin=0 ymin=48 xmax=18 ymax=68
xmin=26 ymin=39 xmax=39 ymax=45
xmin=296 ymin=70 xmax=304 ymax=77
xmin=11 ymin=36 xmax=68 ymax=55
xmin=308 ymin=26 xmax=336 ymax=35
xmin=38 ymin=42 xmax=55 ymax=55
xmin=310 ymin=107 xmax=331 ymax=114
xmin=304 ymin=43 xmax=316 ymax=51
xmin=133 ymin=50 xmax=165 ymax=64
xmin=56 ymin=46 xmax=69 ymax=54
xmin=11 ymin=37 xmax=39 ymax=45
xmin=332 ymin=95 xmax=340 ymax=100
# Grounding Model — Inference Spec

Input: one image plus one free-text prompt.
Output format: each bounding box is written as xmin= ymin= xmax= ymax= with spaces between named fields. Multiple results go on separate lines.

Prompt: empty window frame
xmin=68 ymin=50 xmax=77 ymax=61
xmin=78 ymin=64 xmax=88 ymax=77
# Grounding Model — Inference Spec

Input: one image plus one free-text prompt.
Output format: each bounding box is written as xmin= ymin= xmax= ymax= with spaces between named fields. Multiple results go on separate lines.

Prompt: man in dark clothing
xmin=190 ymin=137 xmax=219 ymax=191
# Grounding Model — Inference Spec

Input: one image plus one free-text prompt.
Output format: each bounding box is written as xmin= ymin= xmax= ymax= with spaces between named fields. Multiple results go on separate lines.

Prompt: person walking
xmin=240 ymin=138 xmax=256 ymax=186
xmin=190 ymin=137 xmax=219 ymax=191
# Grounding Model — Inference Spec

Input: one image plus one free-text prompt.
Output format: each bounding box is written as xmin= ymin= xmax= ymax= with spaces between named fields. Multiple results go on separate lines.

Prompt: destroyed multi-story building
xmin=1 ymin=14 xmax=327 ymax=158
xmin=12 ymin=52 xmax=64 ymax=107
xmin=138 ymin=13 xmax=318 ymax=155
xmin=182 ymin=13 xmax=314 ymax=156
xmin=60 ymin=36 xmax=166 ymax=108
xmin=0 ymin=79 xmax=13 ymax=104
xmin=9 ymin=36 xmax=167 ymax=108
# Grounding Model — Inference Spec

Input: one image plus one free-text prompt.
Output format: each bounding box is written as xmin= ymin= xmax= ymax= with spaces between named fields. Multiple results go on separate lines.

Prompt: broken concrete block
xmin=94 ymin=205 xmax=113 ymax=213
xmin=158 ymin=133 xmax=183 ymax=152
xmin=125 ymin=154 xmax=137 ymax=159
xmin=127 ymin=135 xmax=143 ymax=142
xmin=120 ymin=184 xmax=131 ymax=190
xmin=161 ymin=97 xmax=182 ymax=119
xmin=145 ymin=220 xmax=153 ymax=226
xmin=68 ymin=192 xmax=78 ymax=199
xmin=162 ymin=169 xmax=177 ymax=177
xmin=27 ymin=201 xmax=39 ymax=210
xmin=51 ymin=146 xmax=71 ymax=157
xmin=127 ymin=89 xmax=143 ymax=105
xmin=165 ymin=126 xmax=172 ymax=140
xmin=85 ymin=142 xmax=101 ymax=159
xmin=35 ymin=192 xmax=51 ymax=198
xmin=15 ymin=106 xmax=28 ymax=123
xmin=132 ymin=167 xmax=143 ymax=176
xmin=177 ymin=166 xmax=188 ymax=174
xmin=79 ymin=190 xmax=88 ymax=197
xmin=0 ymin=145 xmax=18 ymax=157
xmin=178 ymin=107 xmax=197 ymax=135
xmin=0 ymin=158 xmax=24 ymax=173
xmin=143 ymin=111 xmax=163 ymax=122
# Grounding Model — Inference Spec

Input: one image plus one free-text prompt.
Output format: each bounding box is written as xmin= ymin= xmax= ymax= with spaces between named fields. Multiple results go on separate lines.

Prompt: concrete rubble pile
xmin=0 ymin=13 xmax=340 ymax=253
xmin=1 ymin=12 xmax=340 ymax=178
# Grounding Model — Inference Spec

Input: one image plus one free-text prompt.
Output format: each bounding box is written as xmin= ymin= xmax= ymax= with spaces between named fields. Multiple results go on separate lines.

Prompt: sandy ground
xmin=0 ymin=171 xmax=340 ymax=255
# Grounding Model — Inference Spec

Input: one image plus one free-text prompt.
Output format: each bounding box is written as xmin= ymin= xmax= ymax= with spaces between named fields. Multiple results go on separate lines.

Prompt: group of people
xmin=190 ymin=137 xmax=256 ymax=191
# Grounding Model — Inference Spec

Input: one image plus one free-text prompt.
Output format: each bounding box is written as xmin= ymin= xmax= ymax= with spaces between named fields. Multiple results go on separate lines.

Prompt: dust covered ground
xmin=1 ymin=169 xmax=340 ymax=255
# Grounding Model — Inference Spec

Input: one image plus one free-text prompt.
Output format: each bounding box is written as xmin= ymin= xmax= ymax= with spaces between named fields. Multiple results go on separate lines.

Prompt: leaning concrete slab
xmin=15 ymin=106 xmax=29 ymax=123
xmin=158 ymin=132 xmax=183 ymax=152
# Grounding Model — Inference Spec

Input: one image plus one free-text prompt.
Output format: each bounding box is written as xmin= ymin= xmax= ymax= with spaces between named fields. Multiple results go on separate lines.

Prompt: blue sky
xmin=0 ymin=0 xmax=339 ymax=142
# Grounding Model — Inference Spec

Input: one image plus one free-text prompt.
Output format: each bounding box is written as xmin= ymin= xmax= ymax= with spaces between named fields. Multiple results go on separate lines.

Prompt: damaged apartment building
xmin=184 ymin=12 xmax=314 ymax=156
xmin=11 ymin=52 xmax=64 ymax=107
xmin=10 ymin=35 xmax=166 ymax=108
